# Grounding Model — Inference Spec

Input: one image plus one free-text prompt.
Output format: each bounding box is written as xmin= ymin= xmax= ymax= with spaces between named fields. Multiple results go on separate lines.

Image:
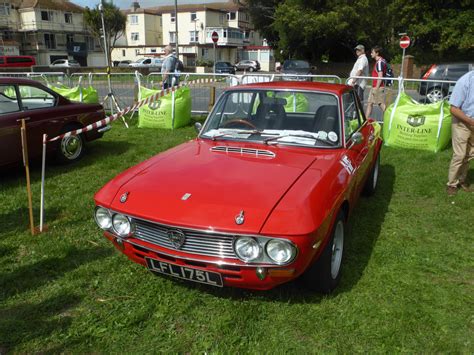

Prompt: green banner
xmin=383 ymin=92 xmax=452 ymax=152
xmin=138 ymin=86 xmax=192 ymax=129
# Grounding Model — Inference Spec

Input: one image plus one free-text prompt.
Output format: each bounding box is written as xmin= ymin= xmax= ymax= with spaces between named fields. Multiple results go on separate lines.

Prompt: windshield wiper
xmin=264 ymin=133 xmax=337 ymax=146
xmin=211 ymin=129 xmax=271 ymax=141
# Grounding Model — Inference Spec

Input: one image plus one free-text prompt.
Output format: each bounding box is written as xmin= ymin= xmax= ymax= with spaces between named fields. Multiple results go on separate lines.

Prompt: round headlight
xmin=95 ymin=207 xmax=112 ymax=230
xmin=266 ymin=239 xmax=296 ymax=264
xmin=234 ymin=237 xmax=262 ymax=262
xmin=112 ymin=213 xmax=132 ymax=237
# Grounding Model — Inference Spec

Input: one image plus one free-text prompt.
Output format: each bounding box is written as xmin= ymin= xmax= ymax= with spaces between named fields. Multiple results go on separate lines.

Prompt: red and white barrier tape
xmin=48 ymin=78 xmax=222 ymax=143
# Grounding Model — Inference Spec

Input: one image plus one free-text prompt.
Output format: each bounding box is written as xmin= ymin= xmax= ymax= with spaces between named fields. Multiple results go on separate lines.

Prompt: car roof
xmin=228 ymin=81 xmax=348 ymax=95
xmin=0 ymin=77 xmax=47 ymax=86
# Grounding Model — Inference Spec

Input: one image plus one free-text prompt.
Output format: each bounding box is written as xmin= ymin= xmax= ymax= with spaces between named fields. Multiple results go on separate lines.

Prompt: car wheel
xmin=426 ymin=87 xmax=445 ymax=103
xmin=249 ymin=67 xmax=254 ymax=72
xmin=363 ymin=153 xmax=380 ymax=196
xmin=55 ymin=124 xmax=85 ymax=164
xmin=301 ymin=210 xmax=345 ymax=294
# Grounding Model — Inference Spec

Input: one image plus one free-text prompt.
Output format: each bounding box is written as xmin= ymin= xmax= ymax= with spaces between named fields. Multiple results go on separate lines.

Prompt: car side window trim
xmin=342 ymin=91 xmax=363 ymax=145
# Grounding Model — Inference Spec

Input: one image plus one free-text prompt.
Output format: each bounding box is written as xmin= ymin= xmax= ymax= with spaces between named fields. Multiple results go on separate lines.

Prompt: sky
xmin=71 ymin=0 xmax=222 ymax=9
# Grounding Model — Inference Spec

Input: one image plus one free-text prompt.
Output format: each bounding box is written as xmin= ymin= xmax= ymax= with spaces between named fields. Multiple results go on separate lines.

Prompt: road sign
xmin=400 ymin=35 xmax=410 ymax=49
xmin=211 ymin=31 xmax=219 ymax=43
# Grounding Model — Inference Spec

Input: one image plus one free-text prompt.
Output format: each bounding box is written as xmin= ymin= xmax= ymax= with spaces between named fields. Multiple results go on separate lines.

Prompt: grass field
xmin=0 ymin=119 xmax=472 ymax=353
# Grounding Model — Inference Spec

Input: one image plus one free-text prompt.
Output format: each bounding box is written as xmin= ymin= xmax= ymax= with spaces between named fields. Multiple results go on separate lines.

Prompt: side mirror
xmin=194 ymin=122 xmax=202 ymax=134
xmin=348 ymin=132 xmax=363 ymax=149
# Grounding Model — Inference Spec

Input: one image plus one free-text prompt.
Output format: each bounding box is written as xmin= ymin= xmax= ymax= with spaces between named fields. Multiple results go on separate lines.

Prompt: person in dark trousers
xmin=161 ymin=45 xmax=177 ymax=90
xmin=446 ymin=70 xmax=474 ymax=196
xmin=348 ymin=44 xmax=369 ymax=103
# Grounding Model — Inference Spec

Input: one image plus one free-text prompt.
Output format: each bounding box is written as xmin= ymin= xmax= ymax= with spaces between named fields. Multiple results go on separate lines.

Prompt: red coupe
xmin=94 ymin=81 xmax=382 ymax=293
xmin=0 ymin=78 xmax=107 ymax=167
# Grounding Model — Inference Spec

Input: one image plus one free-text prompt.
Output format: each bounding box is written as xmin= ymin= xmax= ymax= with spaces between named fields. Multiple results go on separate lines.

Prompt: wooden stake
xmin=20 ymin=118 xmax=36 ymax=236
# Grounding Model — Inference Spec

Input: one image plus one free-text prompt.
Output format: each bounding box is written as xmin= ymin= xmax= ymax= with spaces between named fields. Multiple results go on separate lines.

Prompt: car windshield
xmin=69 ymin=60 xmax=79 ymax=64
xmin=283 ymin=60 xmax=310 ymax=69
xmin=201 ymin=90 xmax=341 ymax=147
xmin=133 ymin=58 xmax=145 ymax=63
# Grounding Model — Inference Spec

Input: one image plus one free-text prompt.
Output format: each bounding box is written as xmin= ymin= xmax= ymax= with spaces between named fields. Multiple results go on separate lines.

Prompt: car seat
xmin=255 ymin=102 xmax=286 ymax=130
xmin=312 ymin=105 xmax=339 ymax=133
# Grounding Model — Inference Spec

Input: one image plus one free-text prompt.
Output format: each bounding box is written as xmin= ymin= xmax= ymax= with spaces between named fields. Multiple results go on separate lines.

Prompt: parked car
xmin=419 ymin=63 xmax=473 ymax=103
xmin=280 ymin=60 xmax=315 ymax=80
xmin=0 ymin=78 xmax=108 ymax=167
xmin=235 ymin=60 xmax=260 ymax=72
xmin=49 ymin=59 xmax=81 ymax=68
xmin=114 ymin=60 xmax=132 ymax=67
xmin=0 ymin=55 xmax=36 ymax=68
xmin=129 ymin=58 xmax=163 ymax=68
xmin=94 ymin=81 xmax=382 ymax=293
xmin=215 ymin=61 xmax=236 ymax=74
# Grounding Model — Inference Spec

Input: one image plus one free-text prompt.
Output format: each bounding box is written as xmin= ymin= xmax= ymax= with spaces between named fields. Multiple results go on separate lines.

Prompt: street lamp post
xmin=174 ymin=0 xmax=179 ymax=58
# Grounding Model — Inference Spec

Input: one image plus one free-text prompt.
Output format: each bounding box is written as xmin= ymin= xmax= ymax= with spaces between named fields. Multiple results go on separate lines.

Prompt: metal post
xmin=400 ymin=48 xmax=406 ymax=79
xmin=174 ymin=0 xmax=179 ymax=58
xmin=40 ymin=134 xmax=47 ymax=232
xmin=213 ymin=42 xmax=216 ymax=77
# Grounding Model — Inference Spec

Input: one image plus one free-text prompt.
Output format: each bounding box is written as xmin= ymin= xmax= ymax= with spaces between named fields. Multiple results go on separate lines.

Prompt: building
xmin=112 ymin=0 xmax=275 ymax=71
xmin=0 ymin=0 xmax=104 ymax=66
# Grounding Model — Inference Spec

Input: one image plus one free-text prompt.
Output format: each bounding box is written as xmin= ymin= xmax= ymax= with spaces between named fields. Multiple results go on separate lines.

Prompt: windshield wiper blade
xmin=264 ymin=133 xmax=337 ymax=146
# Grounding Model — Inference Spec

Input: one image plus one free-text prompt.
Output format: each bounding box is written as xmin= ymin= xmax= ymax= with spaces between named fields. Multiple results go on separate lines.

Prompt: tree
xmin=84 ymin=1 xmax=126 ymax=67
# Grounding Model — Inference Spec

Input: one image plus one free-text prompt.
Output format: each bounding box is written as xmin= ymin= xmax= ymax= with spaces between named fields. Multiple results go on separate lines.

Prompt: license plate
xmin=145 ymin=258 xmax=223 ymax=287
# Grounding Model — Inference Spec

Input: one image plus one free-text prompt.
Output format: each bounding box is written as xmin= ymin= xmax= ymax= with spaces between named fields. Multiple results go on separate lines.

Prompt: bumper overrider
xmin=94 ymin=206 xmax=319 ymax=290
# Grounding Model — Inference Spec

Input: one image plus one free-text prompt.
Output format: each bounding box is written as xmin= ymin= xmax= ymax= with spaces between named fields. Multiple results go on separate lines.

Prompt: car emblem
xmin=235 ymin=210 xmax=245 ymax=225
xmin=181 ymin=193 xmax=191 ymax=201
xmin=120 ymin=192 xmax=129 ymax=203
xmin=407 ymin=114 xmax=426 ymax=127
xmin=167 ymin=229 xmax=186 ymax=249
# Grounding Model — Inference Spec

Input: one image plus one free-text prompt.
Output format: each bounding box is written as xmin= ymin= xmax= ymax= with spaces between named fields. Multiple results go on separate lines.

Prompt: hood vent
xmin=211 ymin=146 xmax=276 ymax=158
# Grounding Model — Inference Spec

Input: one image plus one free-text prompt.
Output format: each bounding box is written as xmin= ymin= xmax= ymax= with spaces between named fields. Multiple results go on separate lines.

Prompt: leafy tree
xmin=84 ymin=1 xmax=126 ymax=67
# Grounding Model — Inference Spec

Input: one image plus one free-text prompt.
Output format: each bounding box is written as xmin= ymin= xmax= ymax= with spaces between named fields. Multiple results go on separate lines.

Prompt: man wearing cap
xmin=446 ymin=70 xmax=474 ymax=196
xmin=348 ymin=44 xmax=369 ymax=102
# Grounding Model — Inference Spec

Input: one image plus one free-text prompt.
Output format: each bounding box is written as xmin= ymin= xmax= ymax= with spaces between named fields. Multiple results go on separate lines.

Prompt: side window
xmin=18 ymin=85 xmax=56 ymax=110
xmin=342 ymin=91 xmax=361 ymax=141
xmin=0 ymin=85 xmax=20 ymax=114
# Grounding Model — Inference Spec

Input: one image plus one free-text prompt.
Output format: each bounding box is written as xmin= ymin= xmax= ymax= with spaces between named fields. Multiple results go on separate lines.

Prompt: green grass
xmin=1 ymin=119 xmax=473 ymax=353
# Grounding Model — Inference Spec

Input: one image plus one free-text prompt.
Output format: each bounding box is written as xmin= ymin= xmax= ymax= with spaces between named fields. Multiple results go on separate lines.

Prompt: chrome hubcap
xmin=331 ymin=221 xmax=344 ymax=279
xmin=427 ymin=89 xmax=443 ymax=103
xmin=61 ymin=135 xmax=82 ymax=160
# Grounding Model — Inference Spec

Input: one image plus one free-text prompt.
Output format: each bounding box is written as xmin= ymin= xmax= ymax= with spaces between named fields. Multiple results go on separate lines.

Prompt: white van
xmin=129 ymin=58 xmax=163 ymax=68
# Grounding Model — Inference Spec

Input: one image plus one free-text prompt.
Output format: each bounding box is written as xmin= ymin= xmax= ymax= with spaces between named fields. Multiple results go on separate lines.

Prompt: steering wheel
xmin=221 ymin=119 xmax=257 ymax=129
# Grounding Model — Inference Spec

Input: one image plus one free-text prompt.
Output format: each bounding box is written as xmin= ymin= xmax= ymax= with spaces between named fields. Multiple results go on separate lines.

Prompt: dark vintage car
xmin=215 ymin=61 xmax=236 ymax=74
xmin=94 ymin=81 xmax=382 ymax=293
xmin=0 ymin=77 xmax=108 ymax=167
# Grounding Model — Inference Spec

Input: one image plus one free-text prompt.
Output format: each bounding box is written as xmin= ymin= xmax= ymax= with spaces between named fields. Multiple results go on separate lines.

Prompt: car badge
xmin=167 ymin=229 xmax=186 ymax=249
xmin=181 ymin=193 xmax=192 ymax=201
xmin=235 ymin=210 xmax=245 ymax=225
xmin=120 ymin=192 xmax=129 ymax=203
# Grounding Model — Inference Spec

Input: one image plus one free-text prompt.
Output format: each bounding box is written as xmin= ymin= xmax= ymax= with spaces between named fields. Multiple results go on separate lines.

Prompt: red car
xmin=94 ymin=81 xmax=382 ymax=293
xmin=0 ymin=78 xmax=107 ymax=167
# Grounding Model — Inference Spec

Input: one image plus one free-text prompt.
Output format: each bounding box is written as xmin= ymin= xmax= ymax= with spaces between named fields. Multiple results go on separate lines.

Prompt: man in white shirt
xmin=161 ymin=45 xmax=177 ymax=90
xmin=348 ymin=44 xmax=369 ymax=103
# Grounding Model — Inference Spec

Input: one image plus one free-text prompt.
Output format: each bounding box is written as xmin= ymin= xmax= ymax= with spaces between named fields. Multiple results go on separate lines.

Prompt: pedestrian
xmin=348 ymin=44 xmax=369 ymax=103
xmin=365 ymin=46 xmax=387 ymax=118
xmin=161 ymin=45 xmax=177 ymax=90
xmin=446 ymin=70 xmax=474 ymax=196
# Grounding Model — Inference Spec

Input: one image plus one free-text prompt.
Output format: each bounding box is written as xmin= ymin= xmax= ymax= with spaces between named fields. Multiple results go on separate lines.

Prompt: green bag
xmin=252 ymin=92 xmax=310 ymax=114
xmin=383 ymin=92 xmax=452 ymax=152
xmin=50 ymin=85 xmax=99 ymax=104
xmin=138 ymin=86 xmax=192 ymax=129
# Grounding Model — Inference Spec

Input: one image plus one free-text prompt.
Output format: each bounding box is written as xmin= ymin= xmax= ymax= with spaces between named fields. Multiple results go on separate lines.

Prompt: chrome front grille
xmin=211 ymin=146 xmax=276 ymax=158
xmin=133 ymin=218 xmax=238 ymax=259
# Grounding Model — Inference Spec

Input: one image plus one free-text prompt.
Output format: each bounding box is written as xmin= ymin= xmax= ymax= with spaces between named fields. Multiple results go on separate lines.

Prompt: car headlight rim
xmin=112 ymin=213 xmax=134 ymax=237
xmin=265 ymin=239 xmax=296 ymax=265
xmin=94 ymin=206 xmax=112 ymax=230
xmin=234 ymin=236 xmax=262 ymax=262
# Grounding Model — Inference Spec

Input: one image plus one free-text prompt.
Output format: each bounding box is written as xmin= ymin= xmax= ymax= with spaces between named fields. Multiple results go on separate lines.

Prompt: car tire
xmin=426 ymin=87 xmax=445 ymax=103
xmin=249 ymin=67 xmax=254 ymax=72
xmin=301 ymin=210 xmax=345 ymax=294
xmin=55 ymin=123 xmax=85 ymax=164
xmin=363 ymin=153 xmax=380 ymax=196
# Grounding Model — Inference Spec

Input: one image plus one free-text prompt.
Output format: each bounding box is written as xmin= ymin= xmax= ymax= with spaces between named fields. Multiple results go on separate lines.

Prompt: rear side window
xmin=0 ymin=85 xmax=20 ymax=114
xmin=18 ymin=85 xmax=56 ymax=110
xmin=6 ymin=57 xmax=33 ymax=64
xmin=447 ymin=64 xmax=469 ymax=80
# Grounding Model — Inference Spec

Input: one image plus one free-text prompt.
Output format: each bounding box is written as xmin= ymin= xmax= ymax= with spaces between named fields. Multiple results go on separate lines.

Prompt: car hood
xmin=103 ymin=140 xmax=330 ymax=234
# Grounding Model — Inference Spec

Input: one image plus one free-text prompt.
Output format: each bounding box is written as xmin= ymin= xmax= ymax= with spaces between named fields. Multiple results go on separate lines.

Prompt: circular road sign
xmin=400 ymin=35 xmax=411 ymax=49
xmin=211 ymin=31 xmax=219 ymax=43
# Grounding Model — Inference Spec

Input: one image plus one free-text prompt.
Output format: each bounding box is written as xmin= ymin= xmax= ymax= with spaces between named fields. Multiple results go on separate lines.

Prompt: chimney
xmin=131 ymin=1 xmax=140 ymax=12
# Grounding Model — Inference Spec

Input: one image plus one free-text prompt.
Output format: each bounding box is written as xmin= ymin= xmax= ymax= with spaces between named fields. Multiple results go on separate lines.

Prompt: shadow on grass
xmin=0 ymin=246 xmax=112 ymax=302
xmin=0 ymin=292 xmax=82 ymax=353
xmin=0 ymin=206 xmax=61 ymax=236
xmin=156 ymin=163 xmax=396 ymax=303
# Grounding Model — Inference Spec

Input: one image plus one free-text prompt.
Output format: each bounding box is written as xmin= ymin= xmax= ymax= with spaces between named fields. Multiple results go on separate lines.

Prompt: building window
xmin=64 ymin=13 xmax=72 ymax=24
xmin=189 ymin=31 xmax=199 ymax=43
xmin=87 ymin=36 xmax=95 ymax=50
xmin=122 ymin=49 xmax=126 ymax=57
xmin=44 ymin=33 xmax=56 ymax=49
xmin=66 ymin=34 xmax=74 ymax=44
xmin=150 ymin=48 xmax=156 ymax=53
xmin=0 ymin=3 xmax=11 ymax=16
xmin=2 ymin=31 xmax=13 ymax=41
xmin=41 ymin=10 xmax=52 ymax=21
xmin=170 ymin=12 xmax=175 ymax=23
xmin=223 ymin=30 xmax=227 ymax=38
xmin=135 ymin=49 xmax=140 ymax=56
xmin=130 ymin=15 xmax=138 ymax=24
xmin=131 ymin=32 xmax=139 ymax=41
xmin=169 ymin=31 xmax=176 ymax=43
xmin=227 ymin=12 xmax=236 ymax=20
xmin=190 ymin=12 xmax=197 ymax=21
